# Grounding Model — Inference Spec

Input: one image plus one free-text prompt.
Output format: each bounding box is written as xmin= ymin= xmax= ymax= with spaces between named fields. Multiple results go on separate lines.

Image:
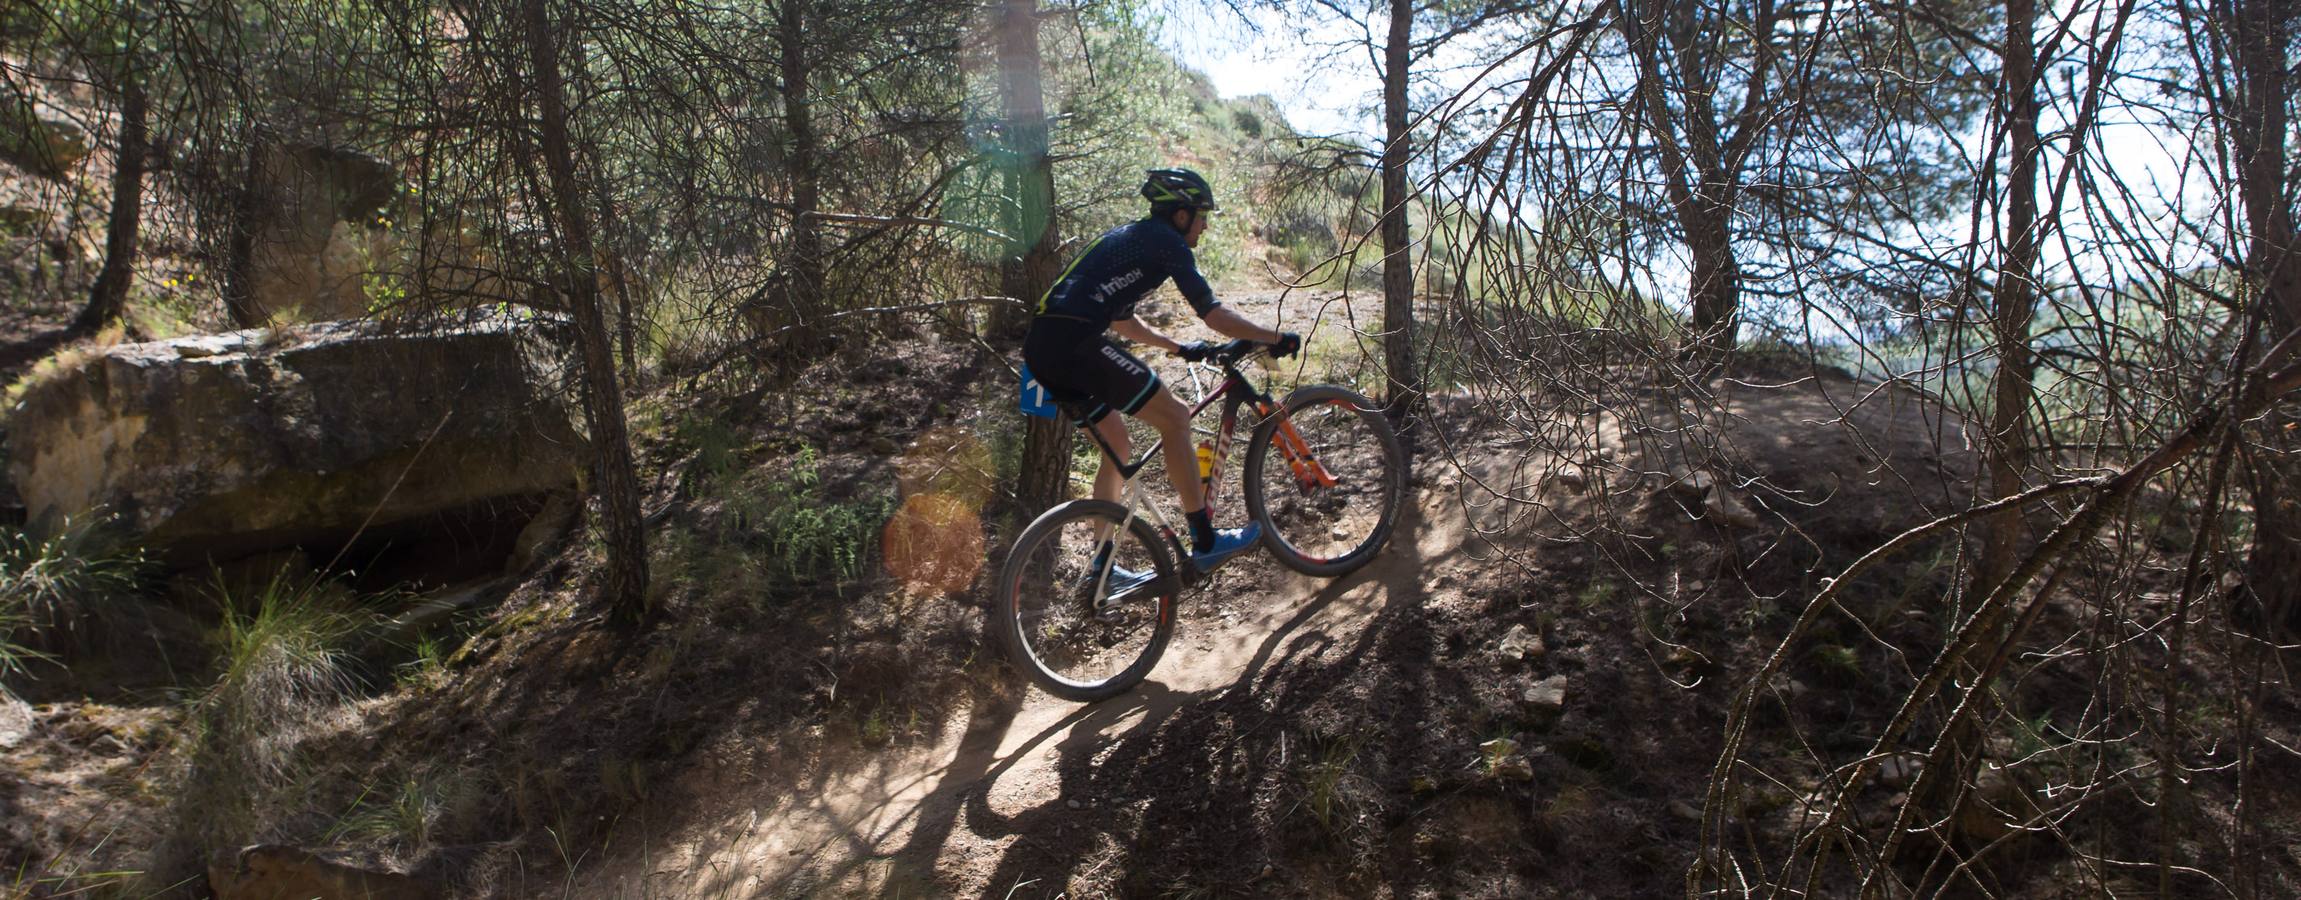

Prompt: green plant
xmin=0 ymin=513 xmax=149 ymax=683
xmin=860 ymin=706 xmax=892 ymax=747
xmin=397 ymin=634 xmax=450 ymax=691
xmin=137 ymin=568 xmax=374 ymax=893
xmin=327 ymin=773 xmax=457 ymax=850
xmin=734 ymin=445 xmax=893 ymax=587
xmin=675 ymin=412 xmax=746 ymax=488
xmin=1293 ymin=732 xmax=1378 ymax=844
xmin=208 ymin=570 xmax=366 ymax=727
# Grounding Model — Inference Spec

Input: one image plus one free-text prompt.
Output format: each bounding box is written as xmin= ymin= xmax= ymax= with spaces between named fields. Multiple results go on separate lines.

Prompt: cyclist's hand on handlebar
xmin=1269 ymin=332 xmax=1302 ymax=359
xmin=1175 ymin=340 xmax=1217 ymax=363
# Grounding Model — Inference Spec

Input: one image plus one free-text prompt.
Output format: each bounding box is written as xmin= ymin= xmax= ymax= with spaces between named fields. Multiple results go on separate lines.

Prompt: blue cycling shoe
xmin=1190 ymin=523 xmax=1262 ymax=574
xmin=1083 ymin=565 xmax=1155 ymax=597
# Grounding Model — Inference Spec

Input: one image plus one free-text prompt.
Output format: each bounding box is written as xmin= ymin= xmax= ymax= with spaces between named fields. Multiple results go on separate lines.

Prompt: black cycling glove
xmin=1270 ymin=332 xmax=1302 ymax=359
xmin=1176 ymin=340 xmax=1217 ymax=362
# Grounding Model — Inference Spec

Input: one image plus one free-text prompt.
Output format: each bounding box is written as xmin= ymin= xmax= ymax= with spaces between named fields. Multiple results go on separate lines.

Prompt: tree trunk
xmin=1000 ymin=0 xmax=1072 ymax=521
xmin=1911 ymin=0 xmax=2043 ymax=850
xmin=1683 ymin=200 xmax=1740 ymax=357
xmin=1617 ymin=0 xmax=1743 ymax=364
xmin=524 ymin=0 xmax=651 ymax=627
xmin=1379 ymin=0 xmax=1422 ymax=443
xmin=776 ymin=0 xmax=828 ymax=351
xmin=992 ymin=0 xmax=1061 ymax=343
xmin=591 ymin=174 xmax=639 ymax=375
xmin=222 ymin=131 xmax=266 ymax=329
xmin=2232 ymin=0 xmax=2301 ymax=631
xmin=1978 ymin=0 xmax=2043 ymax=595
xmin=74 ymin=79 xmax=145 ymax=337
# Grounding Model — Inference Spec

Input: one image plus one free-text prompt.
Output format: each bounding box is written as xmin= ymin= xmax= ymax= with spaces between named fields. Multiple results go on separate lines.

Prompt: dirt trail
xmin=572 ymin=481 xmax=1470 ymax=898
xmin=567 ymin=286 xmax=1474 ymax=897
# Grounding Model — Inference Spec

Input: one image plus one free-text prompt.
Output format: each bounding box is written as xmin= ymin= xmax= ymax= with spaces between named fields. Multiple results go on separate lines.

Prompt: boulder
xmin=0 ymin=693 xmax=32 ymax=750
xmin=209 ymin=845 xmax=435 ymax=900
xmin=240 ymin=143 xmax=400 ymax=324
xmin=0 ymin=102 xmax=88 ymax=181
xmin=7 ymin=316 xmax=582 ymax=569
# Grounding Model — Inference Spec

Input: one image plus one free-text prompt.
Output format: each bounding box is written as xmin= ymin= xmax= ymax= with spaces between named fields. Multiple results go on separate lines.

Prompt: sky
xmin=1156 ymin=7 xmax=1384 ymax=142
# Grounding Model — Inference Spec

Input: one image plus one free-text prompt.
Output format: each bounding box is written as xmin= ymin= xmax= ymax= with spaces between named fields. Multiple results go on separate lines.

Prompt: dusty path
xmin=564 ymin=285 xmax=1474 ymax=897
xmin=571 ymin=481 xmax=1470 ymax=898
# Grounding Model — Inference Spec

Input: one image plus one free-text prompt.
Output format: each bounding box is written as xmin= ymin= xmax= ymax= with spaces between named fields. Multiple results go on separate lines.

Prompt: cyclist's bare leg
xmin=1132 ymin=387 xmax=1206 ymax=514
xmin=1088 ymin=413 xmax=1130 ymax=505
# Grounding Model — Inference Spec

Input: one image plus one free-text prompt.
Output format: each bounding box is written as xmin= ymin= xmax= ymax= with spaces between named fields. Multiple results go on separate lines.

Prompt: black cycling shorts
xmin=1022 ymin=318 xmax=1163 ymax=427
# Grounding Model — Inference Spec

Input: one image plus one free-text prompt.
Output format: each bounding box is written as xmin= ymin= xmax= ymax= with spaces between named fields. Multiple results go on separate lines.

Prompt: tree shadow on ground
xmin=950 ymin=495 xmax=1460 ymax=897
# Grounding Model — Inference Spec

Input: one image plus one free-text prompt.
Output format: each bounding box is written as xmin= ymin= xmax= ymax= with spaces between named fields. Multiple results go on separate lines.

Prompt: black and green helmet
xmin=1142 ymin=168 xmax=1219 ymax=212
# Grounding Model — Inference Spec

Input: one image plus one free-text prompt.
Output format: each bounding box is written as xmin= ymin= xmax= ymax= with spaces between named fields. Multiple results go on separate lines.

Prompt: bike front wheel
xmin=1243 ymin=385 xmax=1406 ymax=577
xmin=994 ymin=500 xmax=1180 ymax=702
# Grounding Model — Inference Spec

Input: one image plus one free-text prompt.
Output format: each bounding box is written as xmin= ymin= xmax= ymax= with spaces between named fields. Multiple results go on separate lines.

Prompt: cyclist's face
xmin=1182 ymin=209 xmax=1210 ymax=248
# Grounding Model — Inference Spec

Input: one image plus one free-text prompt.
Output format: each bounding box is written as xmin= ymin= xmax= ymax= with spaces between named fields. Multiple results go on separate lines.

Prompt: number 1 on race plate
xmin=1018 ymin=364 xmax=1059 ymax=420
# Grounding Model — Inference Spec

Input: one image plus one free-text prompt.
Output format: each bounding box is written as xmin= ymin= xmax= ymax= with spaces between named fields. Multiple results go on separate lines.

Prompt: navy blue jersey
xmin=1036 ymin=218 xmax=1220 ymax=328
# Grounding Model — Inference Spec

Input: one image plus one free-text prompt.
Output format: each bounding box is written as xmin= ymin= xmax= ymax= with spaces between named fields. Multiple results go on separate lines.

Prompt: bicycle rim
xmin=1244 ymin=386 xmax=1405 ymax=577
xmin=997 ymin=501 xmax=1177 ymax=701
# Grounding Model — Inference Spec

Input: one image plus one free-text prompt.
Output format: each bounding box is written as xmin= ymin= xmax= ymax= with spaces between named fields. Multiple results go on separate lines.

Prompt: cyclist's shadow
xmin=958 ymin=493 xmax=1447 ymax=891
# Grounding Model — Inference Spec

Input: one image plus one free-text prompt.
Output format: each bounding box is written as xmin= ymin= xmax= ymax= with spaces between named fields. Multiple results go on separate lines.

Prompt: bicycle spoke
xmin=997 ymin=503 xmax=1175 ymax=699
xmin=1247 ymin=387 xmax=1404 ymax=576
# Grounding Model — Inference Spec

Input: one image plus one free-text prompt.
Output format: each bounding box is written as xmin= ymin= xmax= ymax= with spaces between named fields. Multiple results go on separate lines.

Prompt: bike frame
xmin=1070 ymin=346 xmax=1337 ymax=601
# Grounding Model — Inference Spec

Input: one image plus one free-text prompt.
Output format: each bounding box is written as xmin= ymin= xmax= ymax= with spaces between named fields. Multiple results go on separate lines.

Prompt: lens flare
xmin=881 ymin=427 xmax=997 ymax=597
xmin=881 ymin=492 xmax=983 ymax=597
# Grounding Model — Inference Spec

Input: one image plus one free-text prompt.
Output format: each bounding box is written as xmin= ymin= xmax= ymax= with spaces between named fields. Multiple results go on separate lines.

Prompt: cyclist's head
xmin=1142 ymin=168 xmax=1219 ymax=219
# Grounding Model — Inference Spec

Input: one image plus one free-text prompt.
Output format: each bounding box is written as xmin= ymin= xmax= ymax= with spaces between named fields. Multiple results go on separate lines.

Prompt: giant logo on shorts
xmin=1099 ymin=344 xmax=1146 ymax=376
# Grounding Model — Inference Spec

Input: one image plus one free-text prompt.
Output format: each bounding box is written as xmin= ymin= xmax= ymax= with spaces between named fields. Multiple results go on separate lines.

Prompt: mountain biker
xmin=1022 ymin=167 xmax=1301 ymax=577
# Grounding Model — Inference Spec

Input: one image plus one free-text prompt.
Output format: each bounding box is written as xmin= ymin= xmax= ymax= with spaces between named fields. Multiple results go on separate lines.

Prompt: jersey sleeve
xmin=1157 ymin=229 xmax=1222 ymax=317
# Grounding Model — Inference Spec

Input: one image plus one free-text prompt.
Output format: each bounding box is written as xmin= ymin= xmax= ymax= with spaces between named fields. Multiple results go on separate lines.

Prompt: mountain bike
xmin=995 ymin=338 xmax=1406 ymax=701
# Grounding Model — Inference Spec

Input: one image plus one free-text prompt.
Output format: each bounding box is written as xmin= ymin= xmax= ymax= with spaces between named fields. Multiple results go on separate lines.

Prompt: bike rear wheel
xmin=994 ymin=500 xmax=1180 ymax=701
xmin=1243 ymin=385 xmax=1406 ymax=577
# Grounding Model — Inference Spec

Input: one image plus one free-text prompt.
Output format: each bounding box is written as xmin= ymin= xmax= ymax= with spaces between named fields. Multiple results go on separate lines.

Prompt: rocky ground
xmin=3 ymin=265 xmax=2297 ymax=898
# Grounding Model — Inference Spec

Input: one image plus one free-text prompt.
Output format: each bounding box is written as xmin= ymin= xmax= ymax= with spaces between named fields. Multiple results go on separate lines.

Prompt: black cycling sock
xmin=1186 ymin=509 xmax=1215 ymax=554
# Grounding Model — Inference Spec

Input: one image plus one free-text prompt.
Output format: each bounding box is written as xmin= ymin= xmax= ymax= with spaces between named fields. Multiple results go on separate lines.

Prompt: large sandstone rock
xmin=241 ymin=143 xmax=399 ymax=323
xmin=6 ymin=316 xmax=582 ymax=567
xmin=209 ymin=845 xmax=436 ymax=900
xmin=0 ymin=100 xmax=88 ymax=181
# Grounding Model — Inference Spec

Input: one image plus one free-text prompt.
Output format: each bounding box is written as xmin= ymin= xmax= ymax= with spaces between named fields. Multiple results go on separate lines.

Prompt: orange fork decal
xmin=1273 ymin=416 xmax=1339 ymax=489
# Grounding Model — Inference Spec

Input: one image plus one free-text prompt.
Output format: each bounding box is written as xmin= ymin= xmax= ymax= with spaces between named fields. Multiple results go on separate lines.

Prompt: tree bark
xmin=1000 ymin=0 xmax=1072 ymax=520
xmin=992 ymin=0 xmax=1062 ymax=343
xmin=523 ymin=0 xmax=652 ymax=627
xmin=1911 ymin=0 xmax=2044 ymax=849
xmin=1979 ymin=0 xmax=2043 ymax=595
xmin=775 ymin=0 xmax=828 ymax=352
xmin=1379 ymin=0 xmax=1422 ymax=442
xmin=222 ymin=130 xmax=266 ymax=329
xmin=1683 ymin=201 xmax=1739 ymax=355
xmin=74 ymin=79 xmax=145 ymax=337
xmin=2232 ymin=0 xmax=2301 ymax=630
xmin=1617 ymin=0 xmax=1747 ymax=362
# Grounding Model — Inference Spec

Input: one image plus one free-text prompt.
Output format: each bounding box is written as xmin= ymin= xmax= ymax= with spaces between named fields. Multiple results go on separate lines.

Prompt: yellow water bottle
xmin=1196 ymin=441 xmax=1215 ymax=479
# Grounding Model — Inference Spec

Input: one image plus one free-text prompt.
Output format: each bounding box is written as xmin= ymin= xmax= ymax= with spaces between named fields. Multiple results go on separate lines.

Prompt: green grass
xmin=207 ymin=570 xmax=367 ymax=725
xmin=739 ymin=446 xmax=892 ymax=587
xmin=1292 ymin=731 xmax=1379 ymax=847
xmin=0 ymin=513 xmax=150 ymax=687
xmin=135 ymin=567 xmax=376 ymax=893
xmin=324 ymin=770 xmax=470 ymax=851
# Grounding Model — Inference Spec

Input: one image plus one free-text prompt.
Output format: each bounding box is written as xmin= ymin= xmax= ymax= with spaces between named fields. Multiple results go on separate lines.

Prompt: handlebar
xmin=1200 ymin=338 xmax=1270 ymax=368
